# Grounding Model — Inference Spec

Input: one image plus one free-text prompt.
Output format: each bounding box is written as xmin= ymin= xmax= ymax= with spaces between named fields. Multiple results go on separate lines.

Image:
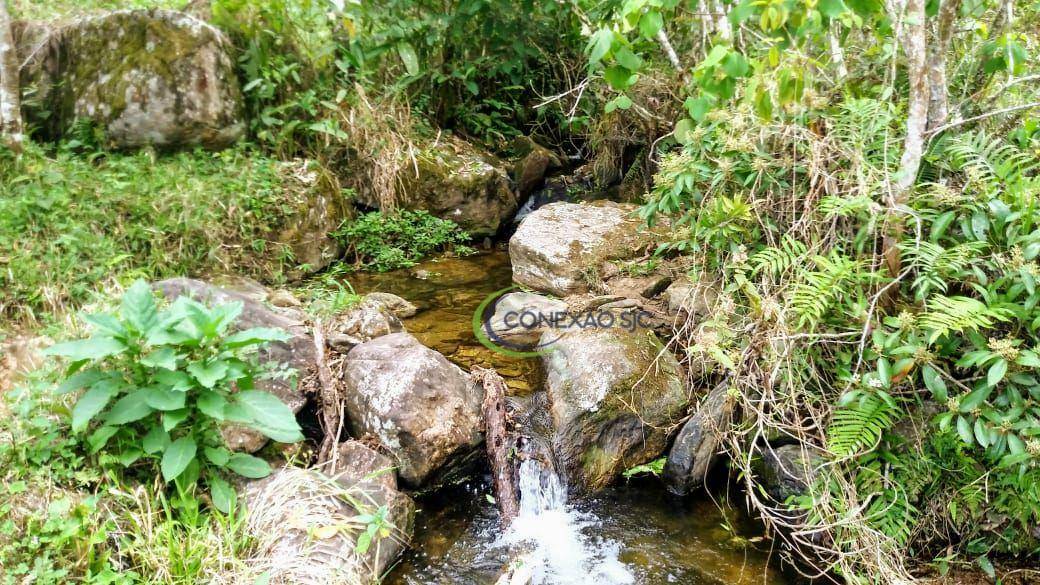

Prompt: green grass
xmin=11 ymin=0 xmax=186 ymax=20
xmin=0 ymin=144 xmax=311 ymax=327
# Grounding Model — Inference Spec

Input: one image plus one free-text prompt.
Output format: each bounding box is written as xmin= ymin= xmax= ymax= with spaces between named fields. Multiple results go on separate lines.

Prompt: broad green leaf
xmin=121 ymin=280 xmax=159 ymax=333
xmin=1008 ymin=433 xmax=1026 ymax=455
xmin=587 ymin=28 xmax=613 ymax=64
xmin=45 ymin=337 xmax=125 ymax=362
xmin=161 ymin=437 xmax=197 ymax=482
xmin=701 ymin=45 xmax=729 ymax=69
xmin=140 ymin=347 xmax=179 ymax=370
xmin=922 ymin=366 xmax=948 ymax=401
xmin=226 ymin=453 xmax=272 ymax=479
xmin=396 ymin=42 xmax=419 ymax=76
xmin=221 ymin=327 xmax=290 ymax=349
xmin=142 ymin=425 xmax=171 ymax=454
xmin=959 ymin=387 xmax=991 ymax=412
xmin=210 ymin=476 xmax=236 ymax=514
xmin=105 ymin=391 xmax=155 ymax=425
xmin=638 ymin=11 xmax=663 ymax=39
xmin=819 ymin=0 xmax=848 ymax=18
xmin=144 ymin=386 xmax=187 ymax=411
xmin=82 ymin=313 xmax=127 ymax=338
xmin=613 ymin=47 xmax=642 ymax=71
xmin=987 ymin=359 xmax=1008 ymax=388
xmin=56 ymin=369 xmax=106 ymax=395
xmin=204 ymin=446 xmax=231 ymax=466
xmin=155 ymin=370 xmax=193 ymax=392
xmin=956 ymin=415 xmax=973 ymax=445
xmin=87 ymin=426 xmax=119 ymax=453
xmin=163 ymin=409 xmax=189 ymax=432
xmin=722 ymin=52 xmax=749 ymax=78
xmin=603 ymin=65 xmax=635 ymax=91
xmin=674 ymin=118 xmax=697 ymax=145
xmin=234 ymin=391 xmax=303 ymax=442
xmin=973 ymin=419 xmax=989 ymax=448
xmin=187 ymin=360 xmax=230 ymax=389
xmin=1016 ymin=350 xmax=1040 ymax=368
xmin=118 ymin=448 xmax=142 ymax=467
xmin=198 ymin=391 xmax=228 ymax=420
xmin=72 ymin=381 xmax=120 ymax=432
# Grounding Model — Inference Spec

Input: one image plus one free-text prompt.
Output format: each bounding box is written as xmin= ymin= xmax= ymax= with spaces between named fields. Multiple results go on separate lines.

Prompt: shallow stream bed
xmin=349 ymin=251 xmax=792 ymax=585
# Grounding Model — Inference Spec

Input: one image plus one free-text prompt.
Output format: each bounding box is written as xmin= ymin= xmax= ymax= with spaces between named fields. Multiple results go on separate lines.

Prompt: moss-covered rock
xmin=16 ymin=9 xmax=243 ymax=149
xmin=541 ymin=325 xmax=690 ymax=492
xmin=355 ymin=134 xmax=517 ymax=237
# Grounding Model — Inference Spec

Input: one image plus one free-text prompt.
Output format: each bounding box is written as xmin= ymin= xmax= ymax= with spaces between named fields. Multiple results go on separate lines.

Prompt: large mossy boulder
xmin=663 ymin=383 xmax=734 ymax=495
xmin=355 ymin=135 xmax=516 ymax=237
xmin=17 ymin=10 xmax=244 ymax=149
xmin=154 ymin=278 xmax=311 ymax=452
xmin=341 ymin=333 xmax=484 ymax=487
xmin=242 ymin=444 xmax=415 ymax=584
xmin=542 ymin=325 xmax=690 ymax=492
xmin=510 ymin=202 xmax=654 ymax=297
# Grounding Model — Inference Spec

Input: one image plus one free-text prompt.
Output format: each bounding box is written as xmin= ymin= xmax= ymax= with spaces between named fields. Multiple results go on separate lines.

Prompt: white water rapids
xmin=495 ymin=459 xmax=635 ymax=585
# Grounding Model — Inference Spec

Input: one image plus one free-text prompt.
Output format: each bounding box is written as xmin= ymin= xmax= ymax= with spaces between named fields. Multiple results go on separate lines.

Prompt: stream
xmin=350 ymin=251 xmax=792 ymax=585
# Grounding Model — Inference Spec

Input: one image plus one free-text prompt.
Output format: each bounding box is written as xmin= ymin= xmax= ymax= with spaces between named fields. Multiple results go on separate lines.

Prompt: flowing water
xmin=349 ymin=251 xmax=792 ymax=585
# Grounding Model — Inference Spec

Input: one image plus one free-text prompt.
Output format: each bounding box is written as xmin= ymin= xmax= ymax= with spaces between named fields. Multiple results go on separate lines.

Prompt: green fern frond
xmin=901 ymin=241 xmax=987 ymax=299
xmin=918 ymin=295 xmax=1012 ymax=342
xmin=750 ymin=236 xmax=808 ymax=277
xmin=945 ymin=131 xmax=1037 ymax=186
xmin=828 ymin=393 xmax=898 ymax=457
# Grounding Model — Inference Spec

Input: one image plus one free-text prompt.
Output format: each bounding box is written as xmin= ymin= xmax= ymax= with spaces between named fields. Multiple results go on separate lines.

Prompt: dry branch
xmin=472 ymin=366 xmax=520 ymax=526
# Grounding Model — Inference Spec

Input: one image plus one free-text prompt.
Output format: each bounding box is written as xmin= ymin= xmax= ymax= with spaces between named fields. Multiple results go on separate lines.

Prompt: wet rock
xmin=664 ymin=278 xmax=718 ymax=316
xmin=486 ymin=292 xmax=568 ymax=351
xmin=154 ymin=278 xmax=311 ymax=452
xmin=510 ymin=135 xmax=563 ymax=198
xmin=274 ymin=159 xmax=346 ymax=276
xmin=341 ymin=333 xmax=484 ymax=487
xmin=242 ymin=458 xmax=414 ymax=584
xmin=363 ymin=292 xmax=418 ymax=319
xmin=355 ymin=134 xmax=516 ymax=237
xmin=328 ymin=440 xmax=400 ymax=492
xmin=756 ymin=444 xmax=821 ymax=502
xmin=542 ymin=327 xmax=690 ymax=492
xmin=18 ymin=10 xmax=244 ymax=149
xmin=664 ymin=383 xmax=734 ymax=495
xmin=510 ymin=202 xmax=653 ymax=297
xmin=326 ymin=298 xmax=404 ymax=353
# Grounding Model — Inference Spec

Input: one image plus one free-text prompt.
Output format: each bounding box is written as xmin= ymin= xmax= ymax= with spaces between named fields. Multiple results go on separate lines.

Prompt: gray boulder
xmin=485 ymin=291 xmax=567 ymax=351
xmin=341 ymin=333 xmax=484 ymax=487
xmin=242 ymin=444 xmax=414 ymax=584
xmin=510 ymin=202 xmax=653 ymax=296
xmin=154 ymin=278 xmax=310 ymax=452
xmin=354 ymin=135 xmax=516 ymax=237
xmin=663 ymin=278 xmax=718 ymax=316
xmin=326 ymin=298 xmax=405 ymax=353
xmin=542 ymin=326 xmax=690 ymax=492
xmin=756 ymin=444 xmax=821 ymax=502
xmin=663 ymin=383 xmax=734 ymax=495
xmin=18 ymin=10 xmax=244 ymax=149
xmin=363 ymin=292 xmax=418 ymax=319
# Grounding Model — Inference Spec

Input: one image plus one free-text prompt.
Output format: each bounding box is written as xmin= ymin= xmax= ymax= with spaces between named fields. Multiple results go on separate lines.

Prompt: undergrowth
xmin=332 ymin=209 xmax=475 ymax=272
xmin=0 ymin=144 xmax=322 ymax=328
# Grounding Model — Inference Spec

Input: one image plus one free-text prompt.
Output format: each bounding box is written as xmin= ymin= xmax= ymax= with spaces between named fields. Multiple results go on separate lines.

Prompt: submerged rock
xmin=154 ymin=278 xmax=311 ymax=452
xmin=363 ymin=292 xmax=418 ymax=319
xmin=242 ymin=448 xmax=414 ymax=584
xmin=664 ymin=383 xmax=734 ymax=495
xmin=510 ymin=202 xmax=653 ymax=296
xmin=18 ymin=10 xmax=244 ymax=149
xmin=355 ymin=135 xmax=516 ymax=237
xmin=542 ymin=326 xmax=690 ymax=491
xmin=341 ymin=333 xmax=484 ymax=487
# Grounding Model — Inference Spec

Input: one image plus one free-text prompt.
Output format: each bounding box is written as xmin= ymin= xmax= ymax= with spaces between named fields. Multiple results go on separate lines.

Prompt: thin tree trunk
xmin=713 ymin=0 xmax=732 ymax=42
xmin=884 ymin=0 xmax=929 ymax=284
xmin=926 ymin=0 xmax=961 ymax=131
xmin=656 ymin=28 xmax=682 ymax=71
xmin=829 ymin=24 xmax=848 ymax=82
xmin=0 ymin=0 xmax=24 ymax=154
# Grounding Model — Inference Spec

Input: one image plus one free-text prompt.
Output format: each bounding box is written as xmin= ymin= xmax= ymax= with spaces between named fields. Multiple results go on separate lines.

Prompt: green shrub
xmin=43 ymin=281 xmax=303 ymax=514
xmin=332 ymin=210 xmax=474 ymax=271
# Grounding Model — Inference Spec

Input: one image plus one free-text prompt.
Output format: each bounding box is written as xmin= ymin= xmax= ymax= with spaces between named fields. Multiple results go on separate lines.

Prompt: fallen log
xmin=471 ymin=366 xmax=520 ymax=525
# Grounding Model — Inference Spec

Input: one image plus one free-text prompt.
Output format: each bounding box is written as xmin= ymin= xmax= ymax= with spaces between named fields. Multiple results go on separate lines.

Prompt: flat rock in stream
xmin=341 ymin=333 xmax=484 ymax=487
xmin=510 ymin=202 xmax=654 ymax=297
xmin=154 ymin=278 xmax=311 ymax=453
xmin=542 ymin=326 xmax=690 ymax=492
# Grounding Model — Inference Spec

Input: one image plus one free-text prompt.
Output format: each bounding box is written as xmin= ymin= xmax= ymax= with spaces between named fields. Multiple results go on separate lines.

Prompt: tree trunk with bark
xmin=926 ymin=0 xmax=962 ymax=131
xmin=472 ymin=367 xmax=520 ymax=526
xmin=0 ymin=0 xmax=23 ymax=154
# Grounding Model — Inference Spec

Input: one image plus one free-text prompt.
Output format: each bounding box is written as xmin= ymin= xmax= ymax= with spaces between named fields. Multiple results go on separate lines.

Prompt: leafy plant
xmin=332 ymin=210 xmax=475 ymax=271
xmin=43 ymin=281 xmax=303 ymax=513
